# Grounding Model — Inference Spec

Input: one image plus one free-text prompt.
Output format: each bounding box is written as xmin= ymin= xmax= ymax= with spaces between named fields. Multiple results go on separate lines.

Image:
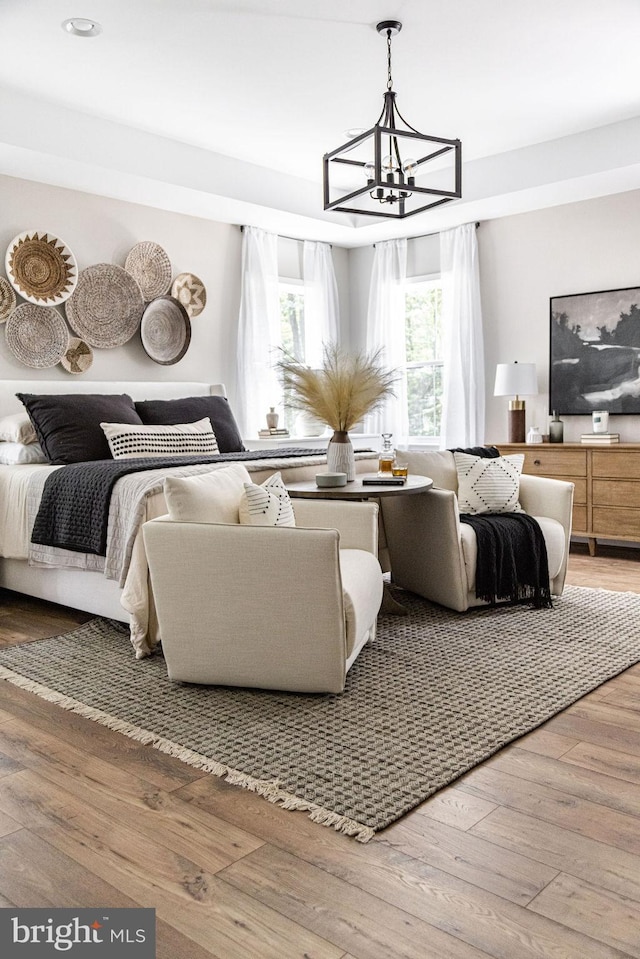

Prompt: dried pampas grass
xmin=276 ymin=344 xmax=397 ymax=432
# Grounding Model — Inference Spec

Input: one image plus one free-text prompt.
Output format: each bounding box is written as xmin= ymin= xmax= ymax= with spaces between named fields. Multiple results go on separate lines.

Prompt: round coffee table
xmin=285 ymin=474 xmax=433 ymax=499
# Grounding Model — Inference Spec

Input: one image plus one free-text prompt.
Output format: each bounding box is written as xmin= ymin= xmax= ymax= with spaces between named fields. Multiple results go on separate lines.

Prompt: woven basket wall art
xmin=0 ymin=276 xmax=16 ymax=322
xmin=124 ymin=241 xmax=172 ymax=301
xmin=5 ymin=231 xmax=78 ymax=306
xmin=65 ymin=263 xmax=144 ymax=349
xmin=5 ymin=303 xmax=69 ymax=368
xmin=140 ymin=295 xmax=191 ymax=365
xmin=171 ymin=272 xmax=207 ymax=317
xmin=60 ymin=337 xmax=94 ymax=374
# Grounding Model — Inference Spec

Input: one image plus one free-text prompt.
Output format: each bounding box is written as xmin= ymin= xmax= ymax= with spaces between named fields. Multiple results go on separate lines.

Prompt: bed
xmin=0 ymin=379 xmax=377 ymax=656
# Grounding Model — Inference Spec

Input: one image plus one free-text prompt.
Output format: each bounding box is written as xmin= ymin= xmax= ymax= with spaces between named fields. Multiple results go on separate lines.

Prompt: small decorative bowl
xmin=316 ymin=472 xmax=347 ymax=488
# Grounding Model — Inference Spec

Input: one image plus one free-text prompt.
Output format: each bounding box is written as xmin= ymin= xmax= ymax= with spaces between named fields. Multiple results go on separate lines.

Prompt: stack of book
xmin=580 ymin=432 xmax=620 ymax=444
xmin=258 ymin=427 xmax=290 ymax=439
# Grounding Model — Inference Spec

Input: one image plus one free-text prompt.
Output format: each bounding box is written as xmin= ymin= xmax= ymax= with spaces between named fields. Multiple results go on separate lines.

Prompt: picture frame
xmin=549 ymin=285 xmax=640 ymax=415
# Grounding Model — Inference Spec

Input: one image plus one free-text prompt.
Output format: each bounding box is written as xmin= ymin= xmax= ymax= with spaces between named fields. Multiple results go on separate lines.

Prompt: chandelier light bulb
xmin=402 ymin=158 xmax=417 ymax=178
xmin=381 ymin=155 xmax=396 ymax=175
xmin=363 ymin=162 xmax=376 ymax=183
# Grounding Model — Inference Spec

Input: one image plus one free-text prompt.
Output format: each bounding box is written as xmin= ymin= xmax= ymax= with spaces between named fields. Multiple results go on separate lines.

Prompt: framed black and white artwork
xmin=549 ymin=286 xmax=640 ymax=415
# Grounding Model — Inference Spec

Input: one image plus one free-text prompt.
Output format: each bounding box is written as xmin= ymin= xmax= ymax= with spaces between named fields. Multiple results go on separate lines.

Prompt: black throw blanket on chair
xmin=459 ymin=512 xmax=553 ymax=609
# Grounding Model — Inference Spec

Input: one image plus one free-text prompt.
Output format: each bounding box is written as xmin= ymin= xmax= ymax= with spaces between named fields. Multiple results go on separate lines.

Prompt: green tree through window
xmin=405 ymin=279 xmax=443 ymax=438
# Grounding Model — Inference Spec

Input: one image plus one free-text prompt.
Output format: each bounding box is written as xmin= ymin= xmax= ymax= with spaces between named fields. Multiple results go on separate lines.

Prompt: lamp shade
xmin=494 ymin=362 xmax=538 ymax=397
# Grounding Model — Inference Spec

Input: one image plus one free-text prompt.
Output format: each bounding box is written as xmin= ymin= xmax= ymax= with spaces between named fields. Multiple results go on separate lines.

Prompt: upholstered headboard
xmin=0 ymin=381 xmax=226 ymax=418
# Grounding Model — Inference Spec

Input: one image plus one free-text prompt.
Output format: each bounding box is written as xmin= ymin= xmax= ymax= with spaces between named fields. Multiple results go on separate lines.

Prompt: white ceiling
xmin=1 ymin=0 xmax=640 ymax=246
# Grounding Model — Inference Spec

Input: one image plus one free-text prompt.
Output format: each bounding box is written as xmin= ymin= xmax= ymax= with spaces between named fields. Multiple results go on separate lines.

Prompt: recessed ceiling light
xmin=62 ymin=18 xmax=102 ymax=38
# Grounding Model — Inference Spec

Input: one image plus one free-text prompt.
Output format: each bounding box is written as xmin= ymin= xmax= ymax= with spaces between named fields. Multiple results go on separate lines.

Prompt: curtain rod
xmin=373 ymin=222 xmax=480 ymax=247
xmin=239 ymin=225 xmax=332 ymax=247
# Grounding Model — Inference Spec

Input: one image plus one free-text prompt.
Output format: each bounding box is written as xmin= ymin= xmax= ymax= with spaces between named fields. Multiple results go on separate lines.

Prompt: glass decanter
xmin=378 ymin=433 xmax=395 ymax=475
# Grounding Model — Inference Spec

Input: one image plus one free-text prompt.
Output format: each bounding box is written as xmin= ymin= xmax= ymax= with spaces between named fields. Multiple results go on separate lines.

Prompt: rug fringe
xmin=0 ymin=664 xmax=374 ymax=843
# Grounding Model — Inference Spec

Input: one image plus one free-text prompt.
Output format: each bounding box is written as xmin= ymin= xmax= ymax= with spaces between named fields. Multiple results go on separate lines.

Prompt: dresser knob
xmin=534 ymin=459 xmax=541 ymax=465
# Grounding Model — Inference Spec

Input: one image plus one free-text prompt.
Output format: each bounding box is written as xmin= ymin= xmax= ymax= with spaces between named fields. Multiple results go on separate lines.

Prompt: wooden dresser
xmin=496 ymin=442 xmax=640 ymax=555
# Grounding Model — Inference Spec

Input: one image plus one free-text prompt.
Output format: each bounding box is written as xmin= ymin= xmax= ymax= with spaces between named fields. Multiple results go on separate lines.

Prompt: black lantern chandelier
xmin=323 ymin=21 xmax=462 ymax=220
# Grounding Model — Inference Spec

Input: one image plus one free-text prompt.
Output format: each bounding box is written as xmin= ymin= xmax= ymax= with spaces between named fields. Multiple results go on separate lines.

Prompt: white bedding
xmin=0 ymin=464 xmax=59 ymax=558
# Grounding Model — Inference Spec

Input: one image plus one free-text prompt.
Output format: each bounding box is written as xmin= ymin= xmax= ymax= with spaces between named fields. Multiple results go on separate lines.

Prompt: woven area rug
xmin=0 ymin=584 xmax=639 ymax=842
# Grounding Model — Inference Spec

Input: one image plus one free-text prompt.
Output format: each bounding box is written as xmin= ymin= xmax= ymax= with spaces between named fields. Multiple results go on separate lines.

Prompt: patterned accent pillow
xmin=454 ymin=451 xmax=525 ymax=515
xmin=239 ymin=472 xmax=296 ymax=527
xmin=0 ymin=442 xmax=47 ymax=465
xmin=101 ymin=418 xmax=220 ymax=459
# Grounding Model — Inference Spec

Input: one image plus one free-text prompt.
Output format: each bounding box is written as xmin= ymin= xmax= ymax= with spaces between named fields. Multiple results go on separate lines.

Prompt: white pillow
xmin=454 ymin=452 xmax=524 ymax=515
xmin=0 ymin=442 xmax=47 ymax=465
xmin=0 ymin=412 xmax=37 ymax=445
xmin=163 ymin=463 xmax=251 ymax=524
xmin=239 ymin=472 xmax=296 ymax=527
xmin=101 ymin=418 xmax=219 ymax=459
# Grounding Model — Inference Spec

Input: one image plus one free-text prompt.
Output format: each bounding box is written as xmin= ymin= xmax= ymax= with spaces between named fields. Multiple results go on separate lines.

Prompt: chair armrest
xmin=519 ymin=474 xmax=574 ymax=531
xmin=381 ymin=488 xmax=470 ymax=611
xmin=292 ymin=499 xmax=379 ymax=554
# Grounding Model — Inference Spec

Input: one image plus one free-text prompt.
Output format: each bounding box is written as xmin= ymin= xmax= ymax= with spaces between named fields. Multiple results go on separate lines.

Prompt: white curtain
xmin=235 ymin=226 xmax=280 ymax=438
xmin=364 ymin=238 xmax=408 ymax=445
xmin=303 ymin=240 xmax=339 ymax=367
xmin=440 ymin=223 xmax=485 ymax=448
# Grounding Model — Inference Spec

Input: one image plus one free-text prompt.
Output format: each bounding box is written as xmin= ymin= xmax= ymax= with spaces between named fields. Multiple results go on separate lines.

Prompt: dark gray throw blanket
xmin=459 ymin=512 xmax=552 ymax=609
xmin=31 ymin=449 xmax=323 ymax=556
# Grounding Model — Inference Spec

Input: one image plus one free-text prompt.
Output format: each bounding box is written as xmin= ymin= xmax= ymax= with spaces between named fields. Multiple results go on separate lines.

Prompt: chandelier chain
xmin=386 ymin=29 xmax=393 ymax=90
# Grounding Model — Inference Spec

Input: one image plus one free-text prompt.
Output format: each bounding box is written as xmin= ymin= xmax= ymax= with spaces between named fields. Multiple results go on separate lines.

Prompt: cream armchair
xmin=142 ymin=499 xmax=383 ymax=693
xmin=380 ymin=450 xmax=574 ymax=612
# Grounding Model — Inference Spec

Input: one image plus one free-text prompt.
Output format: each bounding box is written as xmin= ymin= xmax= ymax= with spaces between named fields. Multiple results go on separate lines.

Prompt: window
xmin=278 ymin=280 xmax=306 ymax=431
xmin=404 ymin=277 xmax=443 ymax=440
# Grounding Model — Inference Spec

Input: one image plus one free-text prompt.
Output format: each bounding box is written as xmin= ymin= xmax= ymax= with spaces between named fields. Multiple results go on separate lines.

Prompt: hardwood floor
xmin=0 ymin=545 xmax=638 ymax=958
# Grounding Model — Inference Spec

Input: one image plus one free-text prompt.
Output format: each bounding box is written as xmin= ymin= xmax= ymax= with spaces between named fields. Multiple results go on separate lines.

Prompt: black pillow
xmin=135 ymin=395 xmax=245 ymax=453
xmin=17 ymin=393 xmax=143 ymax=465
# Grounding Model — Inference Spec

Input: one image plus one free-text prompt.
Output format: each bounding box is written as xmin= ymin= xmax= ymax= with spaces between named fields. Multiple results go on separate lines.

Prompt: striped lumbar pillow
xmin=239 ymin=472 xmax=296 ymax=527
xmin=101 ymin=417 xmax=219 ymax=459
xmin=454 ymin=451 xmax=524 ymax=514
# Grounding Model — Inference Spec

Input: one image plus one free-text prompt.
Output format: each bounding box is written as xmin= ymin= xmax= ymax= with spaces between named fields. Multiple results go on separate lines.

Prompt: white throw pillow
xmin=239 ymin=472 xmax=296 ymax=527
xmin=454 ymin=452 xmax=525 ymax=515
xmin=164 ymin=463 xmax=251 ymax=524
xmin=0 ymin=442 xmax=47 ymax=465
xmin=101 ymin=418 xmax=219 ymax=459
xmin=0 ymin=412 xmax=37 ymax=445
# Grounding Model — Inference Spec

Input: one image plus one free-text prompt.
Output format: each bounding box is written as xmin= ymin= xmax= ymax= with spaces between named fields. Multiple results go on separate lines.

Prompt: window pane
xmin=405 ymin=284 xmax=442 ymax=364
xmin=407 ymin=365 xmax=442 ymax=437
xmin=279 ymin=288 xmax=305 ymax=361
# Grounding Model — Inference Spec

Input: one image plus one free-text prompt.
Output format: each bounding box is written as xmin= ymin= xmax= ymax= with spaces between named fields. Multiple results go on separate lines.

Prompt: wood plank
xmin=457 ymin=765 xmax=640 ymax=856
xmin=378 ymin=813 xmax=558 ymax=905
xmin=0 ymin=679 xmax=203 ymax=791
xmin=529 ymin=872 xmax=640 ymax=958
xmin=541 ymin=711 xmax=640 ymax=759
xmin=218 ymin=836 xmax=625 ymax=959
xmin=485 ymin=746 xmax=640 ymax=819
xmin=0 ymin=717 xmax=264 ymax=873
xmin=600 ymin=687 xmax=640 ymax=709
xmin=221 ymin=843 xmax=490 ymax=959
xmin=561 ymin=741 xmax=640 ymax=786
xmin=0 ymin=770 xmax=344 ymax=959
xmin=568 ymin=699 xmax=640 ymax=734
xmin=513 ymin=729 xmax=580 ymax=758
xmin=471 ymin=805 xmax=640 ymax=905
xmin=409 ymin=786 xmax=498 ymax=830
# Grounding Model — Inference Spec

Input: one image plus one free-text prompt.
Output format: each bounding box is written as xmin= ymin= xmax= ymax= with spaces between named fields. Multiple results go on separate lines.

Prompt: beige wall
xmin=480 ymin=190 xmax=640 ymax=444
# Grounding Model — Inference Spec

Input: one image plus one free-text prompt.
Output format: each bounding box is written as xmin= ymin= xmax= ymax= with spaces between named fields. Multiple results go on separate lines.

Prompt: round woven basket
xmin=140 ymin=295 xmax=191 ymax=365
xmin=5 ymin=230 xmax=78 ymax=306
xmin=171 ymin=272 xmax=207 ymax=317
xmin=0 ymin=275 xmax=16 ymax=322
xmin=60 ymin=336 xmax=94 ymax=374
xmin=124 ymin=241 xmax=172 ymax=301
xmin=5 ymin=303 xmax=69 ymax=368
xmin=65 ymin=263 xmax=144 ymax=349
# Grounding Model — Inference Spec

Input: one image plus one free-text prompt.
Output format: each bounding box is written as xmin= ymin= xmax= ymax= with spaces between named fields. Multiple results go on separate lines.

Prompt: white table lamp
xmin=494 ymin=362 xmax=538 ymax=443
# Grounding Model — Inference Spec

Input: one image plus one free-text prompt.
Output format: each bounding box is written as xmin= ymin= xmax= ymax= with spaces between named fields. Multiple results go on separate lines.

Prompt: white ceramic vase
xmin=327 ymin=430 xmax=355 ymax=481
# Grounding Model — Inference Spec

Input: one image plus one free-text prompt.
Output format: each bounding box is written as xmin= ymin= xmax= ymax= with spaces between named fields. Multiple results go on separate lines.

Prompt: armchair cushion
xmin=164 ymin=463 xmax=251 ymax=524
xmin=454 ymin=451 xmax=524 ymax=514
xmin=239 ymin=471 xmax=296 ymax=527
xmin=459 ymin=514 xmax=565 ymax=593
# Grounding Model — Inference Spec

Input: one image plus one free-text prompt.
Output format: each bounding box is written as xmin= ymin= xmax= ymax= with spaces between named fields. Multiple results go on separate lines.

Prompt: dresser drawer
xmin=592 ymin=450 xmax=640 ymax=479
xmin=522 ymin=448 xmax=587 ymax=477
xmin=593 ymin=507 xmax=640 ymax=538
xmin=593 ymin=480 xmax=640 ymax=508
xmin=572 ymin=478 xmax=587 ymax=504
xmin=572 ymin=505 xmax=587 ymax=533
